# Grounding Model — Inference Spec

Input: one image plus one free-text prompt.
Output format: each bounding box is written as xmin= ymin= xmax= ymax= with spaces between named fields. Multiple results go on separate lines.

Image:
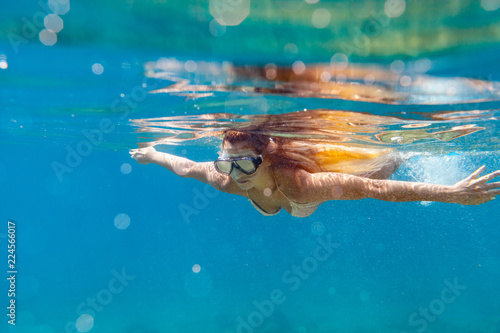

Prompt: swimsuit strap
xmin=272 ymin=171 xmax=320 ymax=218
xmin=271 ymin=171 xmax=293 ymax=202
xmin=246 ymin=189 xmax=281 ymax=216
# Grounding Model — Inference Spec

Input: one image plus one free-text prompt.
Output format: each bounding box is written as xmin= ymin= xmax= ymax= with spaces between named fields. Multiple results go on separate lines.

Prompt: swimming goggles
xmin=214 ymin=155 xmax=263 ymax=175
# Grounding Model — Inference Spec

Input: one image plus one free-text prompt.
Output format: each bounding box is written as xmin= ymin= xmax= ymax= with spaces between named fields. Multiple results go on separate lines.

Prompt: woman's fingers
xmin=465 ymin=165 xmax=486 ymax=181
xmin=469 ymin=170 xmax=500 ymax=186
xmin=483 ymin=181 xmax=500 ymax=190
xmin=488 ymin=189 xmax=500 ymax=196
xmin=477 ymin=170 xmax=500 ymax=183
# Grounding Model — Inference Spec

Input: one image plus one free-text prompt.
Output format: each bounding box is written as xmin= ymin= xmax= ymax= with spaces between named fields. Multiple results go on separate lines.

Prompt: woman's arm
xmin=129 ymin=147 xmax=243 ymax=194
xmin=288 ymin=166 xmax=500 ymax=205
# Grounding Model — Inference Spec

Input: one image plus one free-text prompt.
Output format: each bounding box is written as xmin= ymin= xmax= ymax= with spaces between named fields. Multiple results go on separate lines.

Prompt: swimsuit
xmin=247 ymin=173 xmax=321 ymax=217
xmin=249 ymin=199 xmax=281 ymax=216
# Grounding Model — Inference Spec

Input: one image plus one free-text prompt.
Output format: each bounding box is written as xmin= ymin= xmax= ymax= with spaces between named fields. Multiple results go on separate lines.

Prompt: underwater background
xmin=1 ymin=0 xmax=500 ymax=332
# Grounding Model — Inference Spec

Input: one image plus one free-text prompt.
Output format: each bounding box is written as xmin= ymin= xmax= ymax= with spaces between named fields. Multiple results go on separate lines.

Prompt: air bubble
xmin=39 ymin=29 xmax=57 ymax=46
xmin=114 ymin=214 xmax=130 ymax=230
xmin=292 ymin=61 xmax=306 ymax=75
xmin=120 ymin=163 xmax=132 ymax=175
xmin=76 ymin=314 xmax=94 ymax=332
xmin=92 ymin=63 xmax=104 ymax=75
xmin=312 ymin=9 xmax=331 ymax=29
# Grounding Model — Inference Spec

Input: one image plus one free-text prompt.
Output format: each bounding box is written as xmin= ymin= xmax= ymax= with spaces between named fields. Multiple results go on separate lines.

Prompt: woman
xmin=130 ymin=126 xmax=500 ymax=217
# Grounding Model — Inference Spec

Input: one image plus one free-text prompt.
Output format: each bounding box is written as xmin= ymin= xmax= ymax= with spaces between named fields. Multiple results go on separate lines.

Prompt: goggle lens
xmin=234 ymin=160 xmax=256 ymax=174
xmin=214 ymin=160 xmax=233 ymax=174
xmin=214 ymin=156 xmax=262 ymax=175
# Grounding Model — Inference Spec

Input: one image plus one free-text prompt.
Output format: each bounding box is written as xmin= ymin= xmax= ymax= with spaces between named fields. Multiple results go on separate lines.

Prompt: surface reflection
xmin=131 ymin=109 xmax=486 ymax=153
xmin=145 ymin=59 xmax=500 ymax=105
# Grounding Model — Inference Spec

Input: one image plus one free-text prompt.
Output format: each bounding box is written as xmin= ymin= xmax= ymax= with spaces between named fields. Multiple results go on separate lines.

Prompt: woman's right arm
xmin=288 ymin=166 xmax=500 ymax=205
xmin=129 ymin=147 xmax=243 ymax=194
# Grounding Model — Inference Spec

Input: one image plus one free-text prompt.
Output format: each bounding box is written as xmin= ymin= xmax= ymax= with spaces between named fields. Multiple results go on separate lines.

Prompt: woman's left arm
xmin=290 ymin=166 xmax=500 ymax=205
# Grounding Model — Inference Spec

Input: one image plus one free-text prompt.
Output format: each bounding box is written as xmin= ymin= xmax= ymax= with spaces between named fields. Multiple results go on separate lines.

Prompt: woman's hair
xmin=222 ymin=130 xmax=271 ymax=153
xmin=222 ymin=110 xmax=395 ymax=176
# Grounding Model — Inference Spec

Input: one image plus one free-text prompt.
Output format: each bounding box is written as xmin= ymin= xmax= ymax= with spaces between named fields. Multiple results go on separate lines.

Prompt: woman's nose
xmin=231 ymin=168 xmax=244 ymax=179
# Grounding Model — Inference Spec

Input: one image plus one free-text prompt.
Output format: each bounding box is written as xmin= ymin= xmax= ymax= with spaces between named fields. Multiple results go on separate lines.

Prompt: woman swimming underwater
xmin=130 ymin=111 xmax=500 ymax=217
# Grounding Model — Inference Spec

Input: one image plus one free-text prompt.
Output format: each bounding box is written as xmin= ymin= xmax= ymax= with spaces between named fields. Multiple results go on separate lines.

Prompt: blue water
xmin=2 ymin=1 xmax=500 ymax=333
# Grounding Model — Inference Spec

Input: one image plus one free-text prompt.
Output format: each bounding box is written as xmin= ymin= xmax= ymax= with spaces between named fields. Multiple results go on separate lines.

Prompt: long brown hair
xmin=221 ymin=111 xmax=395 ymax=176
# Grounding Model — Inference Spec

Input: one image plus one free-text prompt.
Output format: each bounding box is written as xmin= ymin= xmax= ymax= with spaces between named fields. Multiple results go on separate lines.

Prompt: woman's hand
xmin=129 ymin=147 xmax=157 ymax=164
xmin=449 ymin=166 xmax=500 ymax=205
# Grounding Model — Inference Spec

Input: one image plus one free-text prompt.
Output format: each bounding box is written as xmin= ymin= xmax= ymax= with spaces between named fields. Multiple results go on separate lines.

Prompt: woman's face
xmin=221 ymin=141 xmax=268 ymax=190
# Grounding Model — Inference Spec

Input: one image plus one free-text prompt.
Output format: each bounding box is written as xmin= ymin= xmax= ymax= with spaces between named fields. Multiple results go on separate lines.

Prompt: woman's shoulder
xmin=272 ymin=165 xmax=312 ymax=201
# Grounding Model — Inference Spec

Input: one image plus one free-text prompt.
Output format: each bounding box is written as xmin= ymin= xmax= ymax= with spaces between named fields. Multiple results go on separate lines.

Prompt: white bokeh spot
xmin=76 ymin=314 xmax=94 ymax=333
xmin=114 ymin=213 xmax=131 ymax=230
xmin=92 ymin=63 xmax=104 ymax=75
xmin=481 ymin=0 xmax=500 ymax=11
xmin=384 ymin=0 xmax=406 ymax=18
xmin=120 ymin=163 xmax=132 ymax=174
xmin=39 ymin=29 xmax=57 ymax=46
xmin=312 ymin=8 xmax=331 ymax=29
xmin=209 ymin=0 xmax=251 ymax=26
xmin=44 ymin=14 xmax=64 ymax=33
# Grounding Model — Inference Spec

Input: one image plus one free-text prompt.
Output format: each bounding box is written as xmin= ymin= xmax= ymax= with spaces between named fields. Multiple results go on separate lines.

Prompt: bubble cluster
xmin=39 ymin=0 xmax=70 ymax=47
xmin=402 ymin=154 xmax=469 ymax=187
